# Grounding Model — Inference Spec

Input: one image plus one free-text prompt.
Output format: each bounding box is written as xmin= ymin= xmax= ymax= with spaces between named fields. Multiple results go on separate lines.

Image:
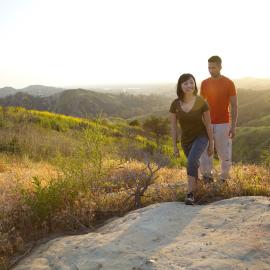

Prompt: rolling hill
xmin=0 ymin=85 xmax=64 ymax=97
xmin=0 ymin=89 xmax=171 ymax=119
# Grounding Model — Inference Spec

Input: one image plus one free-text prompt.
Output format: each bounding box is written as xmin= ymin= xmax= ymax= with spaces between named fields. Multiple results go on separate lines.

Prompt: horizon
xmin=1 ymin=0 xmax=270 ymax=88
xmin=1 ymin=76 xmax=270 ymax=90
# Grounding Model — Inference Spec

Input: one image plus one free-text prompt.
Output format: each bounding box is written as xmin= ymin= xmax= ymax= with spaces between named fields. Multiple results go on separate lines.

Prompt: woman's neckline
xmin=179 ymin=96 xmax=197 ymax=113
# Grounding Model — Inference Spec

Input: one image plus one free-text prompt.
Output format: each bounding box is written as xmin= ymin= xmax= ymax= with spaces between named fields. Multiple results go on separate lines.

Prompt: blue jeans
xmin=182 ymin=136 xmax=208 ymax=178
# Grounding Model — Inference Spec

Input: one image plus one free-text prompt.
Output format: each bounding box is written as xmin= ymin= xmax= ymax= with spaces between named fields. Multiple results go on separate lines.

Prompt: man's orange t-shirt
xmin=200 ymin=76 xmax=236 ymax=124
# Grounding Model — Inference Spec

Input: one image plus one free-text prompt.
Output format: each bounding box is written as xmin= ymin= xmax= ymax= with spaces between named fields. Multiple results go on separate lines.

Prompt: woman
xmin=170 ymin=73 xmax=213 ymax=205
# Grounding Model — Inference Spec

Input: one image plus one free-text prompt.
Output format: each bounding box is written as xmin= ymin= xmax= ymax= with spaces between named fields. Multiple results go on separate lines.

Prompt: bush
xmin=143 ymin=116 xmax=170 ymax=144
xmin=129 ymin=119 xmax=140 ymax=126
xmin=21 ymin=176 xmax=68 ymax=227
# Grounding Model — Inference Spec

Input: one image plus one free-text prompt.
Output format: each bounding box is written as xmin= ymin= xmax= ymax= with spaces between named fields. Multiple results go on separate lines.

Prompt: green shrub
xmin=129 ymin=119 xmax=140 ymax=126
xmin=21 ymin=176 xmax=66 ymax=224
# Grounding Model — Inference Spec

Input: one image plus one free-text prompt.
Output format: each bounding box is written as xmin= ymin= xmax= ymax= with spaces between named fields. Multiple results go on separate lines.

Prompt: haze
xmin=1 ymin=0 xmax=270 ymax=88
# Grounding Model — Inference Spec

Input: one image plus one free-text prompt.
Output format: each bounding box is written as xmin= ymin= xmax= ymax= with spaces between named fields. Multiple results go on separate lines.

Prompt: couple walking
xmin=170 ymin=55 xmax=238 ymax=205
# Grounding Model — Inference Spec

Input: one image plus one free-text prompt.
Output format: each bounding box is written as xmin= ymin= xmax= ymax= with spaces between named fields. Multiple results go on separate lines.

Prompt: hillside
xmin=237 ymin=89 xmax=270 ymax=126
xmin=0 ymin=85 xmax=64 ymax=97
xmin=0 ymin=87 xmax=17 ymax=98
xmin=0 ymin=92 xmax=51 ymax=111
xmin=1 ymin=86 xmax=270 ymax=163
xmin=245 ymin=114 xmax=270 ymax=127
xmin=233 ymin=126 xmax=270 ymax=162
xmin=0 ymin=106 xmax=270 ymax=269
xmin=1 ymin=83 xmax=270 ymax=123
xmin=232 ymin=89 xmax=270 ymax=163
xmin=0 ymin=83 xmax=176 ymax=98
xmin=0 ymin=89 xmax=171 ymax=119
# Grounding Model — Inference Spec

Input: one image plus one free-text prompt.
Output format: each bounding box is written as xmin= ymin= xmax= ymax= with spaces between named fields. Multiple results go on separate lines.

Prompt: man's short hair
xmin=208 ymin=55 xmax=222 ymax=65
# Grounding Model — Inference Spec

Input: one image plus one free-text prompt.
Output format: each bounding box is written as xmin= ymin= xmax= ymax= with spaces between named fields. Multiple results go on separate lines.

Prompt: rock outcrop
xmin=14 ymin=196 xmax=270 ymax=270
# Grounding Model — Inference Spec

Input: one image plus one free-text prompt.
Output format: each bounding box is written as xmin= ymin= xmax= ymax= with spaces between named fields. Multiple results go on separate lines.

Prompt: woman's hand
xmin=207 ymin=142 xmax=214 ymax=156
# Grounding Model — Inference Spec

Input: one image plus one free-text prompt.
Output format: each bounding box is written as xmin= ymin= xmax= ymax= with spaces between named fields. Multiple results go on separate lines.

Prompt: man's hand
xmin=173 ymin=147 xmax=180 ymax=157
xmin=207 ymin=142 xmax=214 ymax=156
xmin=229 ymin=127 xmax=236 ymax=139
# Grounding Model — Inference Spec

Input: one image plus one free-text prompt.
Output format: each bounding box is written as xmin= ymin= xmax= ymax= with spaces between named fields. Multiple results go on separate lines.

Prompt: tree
xmin=143 ymin=116 xmax=169 ymax=145
xmin=129 ymin=119 xmax=140 ymax=126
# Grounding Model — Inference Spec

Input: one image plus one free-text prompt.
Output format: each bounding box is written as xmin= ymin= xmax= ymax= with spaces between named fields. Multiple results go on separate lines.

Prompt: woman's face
xmin=181 ymin=77 xmax=195 ymax=94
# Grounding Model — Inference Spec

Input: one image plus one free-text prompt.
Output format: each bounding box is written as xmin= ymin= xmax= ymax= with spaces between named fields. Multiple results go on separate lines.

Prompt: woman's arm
xmin=170 ymin=113 xmax=179 ymax=156
xmin=203 ymin=110 xmax=214 ymax=156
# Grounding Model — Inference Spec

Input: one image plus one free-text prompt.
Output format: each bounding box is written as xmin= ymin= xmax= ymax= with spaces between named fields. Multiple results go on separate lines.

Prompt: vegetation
xmin=233 ymin=126 xmax=270 ymax=163
xmin=2 ymin=87 xmax=270 ymax=163
xmin=142 ymin=116 xmax=170 ymax=145
xmin=0 ymin=89 xmax=171 ymax=119
xmin=237 ymin=89 xmax=270 ymax=126
xmin=228 ymin=88 xmax=270 ymax=163
xmin=0 ymin=105 xmax=270 ymax=269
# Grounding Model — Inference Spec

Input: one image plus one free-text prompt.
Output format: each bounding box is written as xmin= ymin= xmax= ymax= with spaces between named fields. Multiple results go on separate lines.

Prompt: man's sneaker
xmin=185 ymin=192 xmax=195 ymax=205
xmin=202 ymin=175 xmax=214 ymax=184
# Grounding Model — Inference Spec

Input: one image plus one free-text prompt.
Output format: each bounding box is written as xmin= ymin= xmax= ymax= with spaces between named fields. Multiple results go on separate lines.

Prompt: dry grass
xmin=0 ymin=156 xmax=270 ymax=269
xmin=0 ymin=155 xmax=58 ymax=269
xmin=195 ymin=164 xmax=270 ymax=204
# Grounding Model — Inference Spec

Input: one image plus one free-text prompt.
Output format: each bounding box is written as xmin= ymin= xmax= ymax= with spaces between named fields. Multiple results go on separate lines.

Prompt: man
xmin=200 ymin=55 xmax=238 ymax=183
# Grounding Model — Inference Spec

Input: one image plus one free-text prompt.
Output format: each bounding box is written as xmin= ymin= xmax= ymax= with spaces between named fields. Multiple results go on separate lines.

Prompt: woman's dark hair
xmin=176 ymin=73 xmax=198 ymax=101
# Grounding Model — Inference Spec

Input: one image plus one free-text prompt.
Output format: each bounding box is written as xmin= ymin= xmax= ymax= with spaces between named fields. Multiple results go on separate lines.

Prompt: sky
xmin=0 ymin=0 xmax=270 ymax=88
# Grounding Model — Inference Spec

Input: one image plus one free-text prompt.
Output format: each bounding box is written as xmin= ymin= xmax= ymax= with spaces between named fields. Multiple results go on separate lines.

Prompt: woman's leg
xmin=187 ymin=175 xmax=197 ymax=194
xmin=186 ymin=136 xmax=209 ymax=193
xmin=181 ymin=144 xmax=196 ymax=195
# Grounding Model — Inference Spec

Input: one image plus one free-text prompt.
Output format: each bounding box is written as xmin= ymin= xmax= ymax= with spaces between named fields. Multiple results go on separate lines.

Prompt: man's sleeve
xmin=229 ymin=80 xmax=237 ymax=96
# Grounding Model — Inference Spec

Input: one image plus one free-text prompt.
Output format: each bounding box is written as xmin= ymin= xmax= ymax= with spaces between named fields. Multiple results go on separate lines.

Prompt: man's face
xmin=208 ymin=62 xmax=222 ymax=78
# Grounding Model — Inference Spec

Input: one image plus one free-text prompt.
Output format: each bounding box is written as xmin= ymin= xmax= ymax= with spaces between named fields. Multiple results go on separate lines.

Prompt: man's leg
xmin=199 ymin=125 xmax=214 ymax=182
xmin=214 ymin=123 xmax=232 ymax=180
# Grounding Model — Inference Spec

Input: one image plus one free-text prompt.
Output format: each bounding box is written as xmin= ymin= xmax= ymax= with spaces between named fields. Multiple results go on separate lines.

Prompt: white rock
xmin=13 ymin=196 xmax=270 ymax=270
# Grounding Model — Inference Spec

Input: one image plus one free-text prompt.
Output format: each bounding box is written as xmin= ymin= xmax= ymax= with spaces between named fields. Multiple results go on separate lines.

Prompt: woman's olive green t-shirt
xmin=169 ymin=96 xmax=209 ymax=145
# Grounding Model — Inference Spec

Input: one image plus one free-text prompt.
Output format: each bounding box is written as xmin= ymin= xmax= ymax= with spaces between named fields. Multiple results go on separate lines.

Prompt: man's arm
xmin=229 ymin=95 xmax=238 ymax=139
xmin=203 ymin=110 xmax=214 ymax=156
